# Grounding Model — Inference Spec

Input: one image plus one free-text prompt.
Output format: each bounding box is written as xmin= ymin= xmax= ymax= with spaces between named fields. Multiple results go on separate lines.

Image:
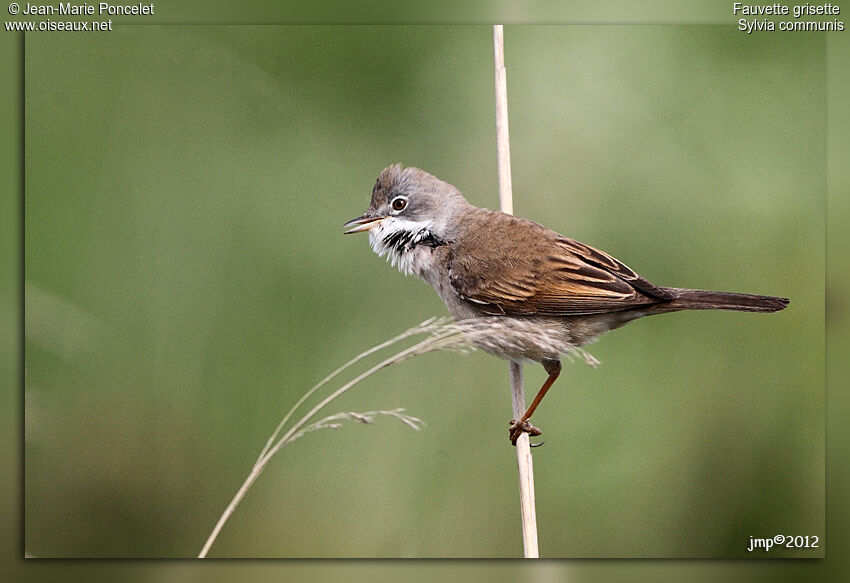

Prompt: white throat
xmin=368 ymin=217 xmax=439 ymax=278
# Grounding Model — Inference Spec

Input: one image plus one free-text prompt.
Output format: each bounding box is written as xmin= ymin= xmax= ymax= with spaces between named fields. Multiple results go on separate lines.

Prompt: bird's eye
xmin=391 ymin=197 xmax=407 ymax=212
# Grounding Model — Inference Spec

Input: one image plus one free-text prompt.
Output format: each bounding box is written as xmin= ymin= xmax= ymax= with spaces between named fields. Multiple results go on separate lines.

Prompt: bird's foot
xmin=509 ymin=419 xmax=542 ymax=446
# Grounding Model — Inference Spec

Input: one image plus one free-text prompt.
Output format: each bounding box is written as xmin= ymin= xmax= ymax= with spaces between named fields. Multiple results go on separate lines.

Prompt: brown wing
xmin=447 ymin=210 xmax=675 ymax=316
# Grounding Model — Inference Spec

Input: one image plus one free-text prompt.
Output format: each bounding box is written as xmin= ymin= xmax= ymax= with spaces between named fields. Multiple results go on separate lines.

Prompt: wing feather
xmin=447 ymin=210 xmax=673 ymax=316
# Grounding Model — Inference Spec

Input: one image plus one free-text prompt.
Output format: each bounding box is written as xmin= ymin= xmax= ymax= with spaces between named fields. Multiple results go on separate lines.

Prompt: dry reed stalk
xmin=493 ymin=23 xmax=540 ymax=559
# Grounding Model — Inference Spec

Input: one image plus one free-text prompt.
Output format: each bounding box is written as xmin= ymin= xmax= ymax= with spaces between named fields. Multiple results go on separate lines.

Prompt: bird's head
xmin=344 ymin=164 xmax=469 ymax=240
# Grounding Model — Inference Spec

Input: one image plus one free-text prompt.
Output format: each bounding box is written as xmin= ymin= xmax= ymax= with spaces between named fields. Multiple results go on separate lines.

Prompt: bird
xmin=344 ymin=164 xmax=789 ymax=445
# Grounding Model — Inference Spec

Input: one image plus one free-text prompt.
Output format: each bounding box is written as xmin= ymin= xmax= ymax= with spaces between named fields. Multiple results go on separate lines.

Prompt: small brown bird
xmin=344 ymin=164 xmax=789 ymax=445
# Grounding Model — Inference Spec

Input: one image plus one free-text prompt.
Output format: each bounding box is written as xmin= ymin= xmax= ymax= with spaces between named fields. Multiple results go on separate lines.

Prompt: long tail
xmin=652 ymin=287 xmax=789 ymax=313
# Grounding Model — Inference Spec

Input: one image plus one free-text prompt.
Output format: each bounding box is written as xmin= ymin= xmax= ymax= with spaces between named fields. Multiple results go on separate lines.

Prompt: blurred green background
xmin=24 ymin=26 xmax=823 ymax=558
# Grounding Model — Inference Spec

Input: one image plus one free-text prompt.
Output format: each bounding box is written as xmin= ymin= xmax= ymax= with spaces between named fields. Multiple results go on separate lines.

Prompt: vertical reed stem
xmin=493 ymin=24 xmax=540 ymax=559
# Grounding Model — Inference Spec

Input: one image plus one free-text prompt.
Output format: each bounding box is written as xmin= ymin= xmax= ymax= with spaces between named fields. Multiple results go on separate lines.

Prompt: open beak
xmin=343 ymin=214 xmax=385 ymax=234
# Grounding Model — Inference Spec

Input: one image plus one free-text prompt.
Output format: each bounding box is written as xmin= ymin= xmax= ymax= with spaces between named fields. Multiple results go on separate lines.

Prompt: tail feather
xmin=655 ymin=287 xmax=790 ymax=313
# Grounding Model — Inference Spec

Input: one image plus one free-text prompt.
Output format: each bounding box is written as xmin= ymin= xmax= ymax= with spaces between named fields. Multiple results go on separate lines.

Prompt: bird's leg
xmin=509 ymin=359 xmax=562 ymax=445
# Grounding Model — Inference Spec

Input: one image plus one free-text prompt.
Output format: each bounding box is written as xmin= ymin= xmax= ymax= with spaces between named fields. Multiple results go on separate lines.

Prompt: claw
xmin=529 ymin=440 xmax=545 ymax=448
xmin=508 ymin=418 xmax=543 ymax=446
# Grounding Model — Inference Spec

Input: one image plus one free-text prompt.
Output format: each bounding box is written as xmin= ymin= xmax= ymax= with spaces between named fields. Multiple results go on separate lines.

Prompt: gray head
xmin=344 ymin=164 xmax=470 ymax=239
xmin=344 ymin=164 xmax=471 ymax=276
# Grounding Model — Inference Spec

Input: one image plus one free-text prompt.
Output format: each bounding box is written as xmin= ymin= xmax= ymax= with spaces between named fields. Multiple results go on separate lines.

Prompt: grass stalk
xmin=198 ymin=318 xmax=489 ymax=558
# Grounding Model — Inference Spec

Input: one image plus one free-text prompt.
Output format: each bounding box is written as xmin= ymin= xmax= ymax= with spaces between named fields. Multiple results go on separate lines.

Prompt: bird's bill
xmin=343 ymin=214 xmax=385 ymax=234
